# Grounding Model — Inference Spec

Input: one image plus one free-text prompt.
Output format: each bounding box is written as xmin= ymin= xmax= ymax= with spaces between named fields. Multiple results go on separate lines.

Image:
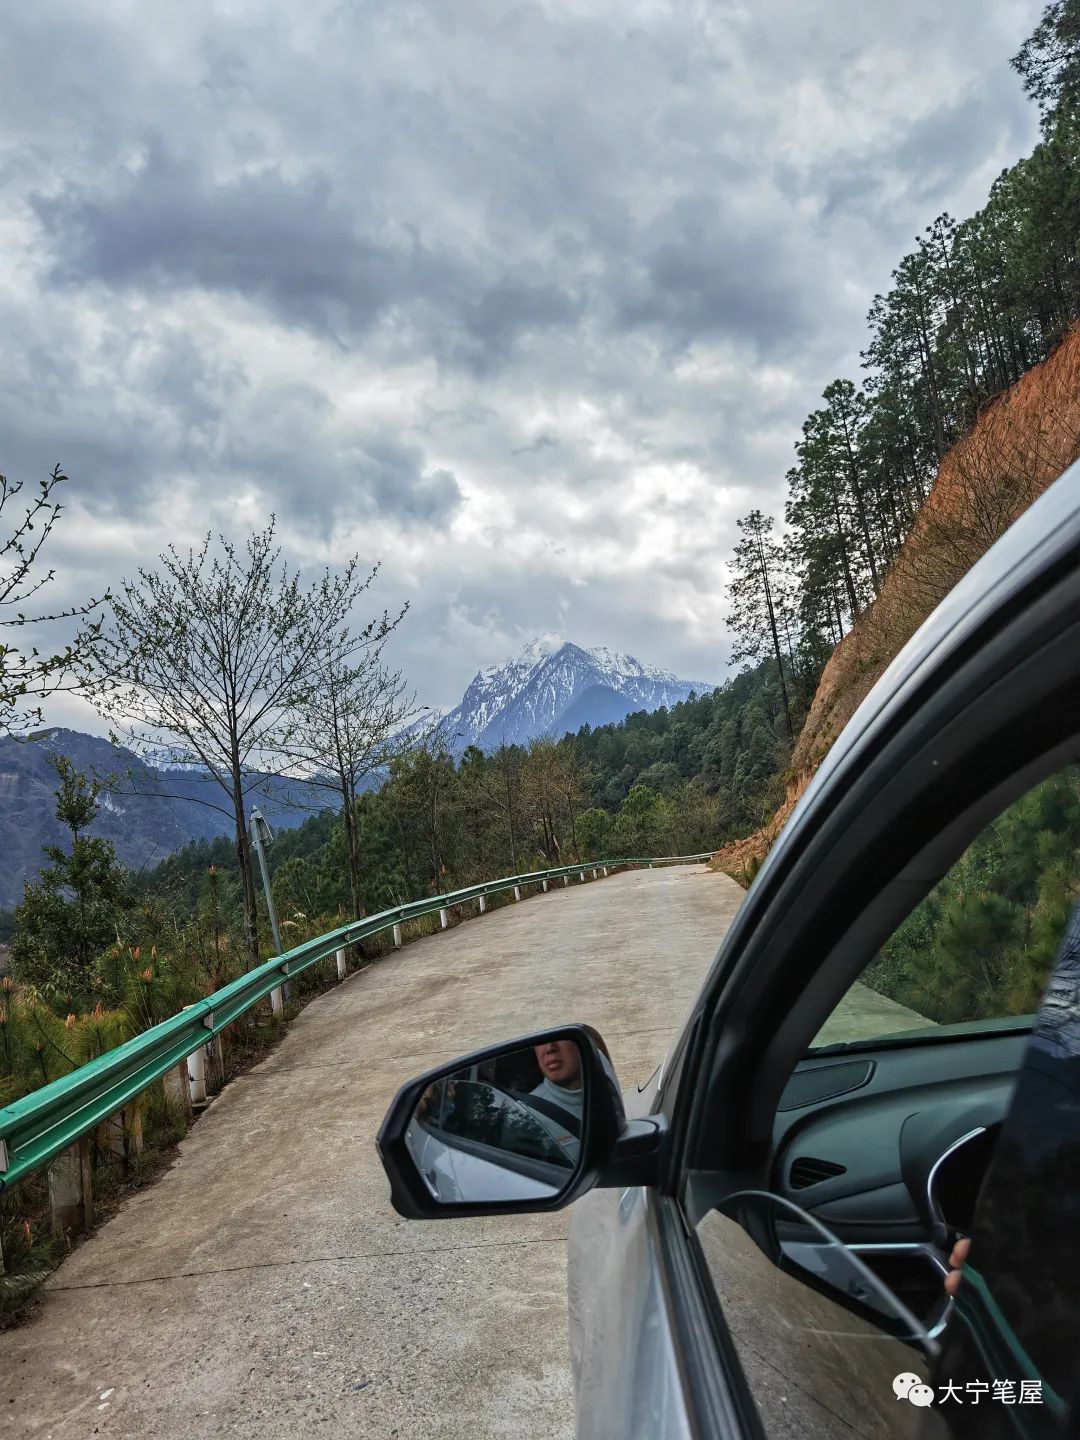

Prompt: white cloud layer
xmin=0 ymin=0 xmax=1039 ymax=728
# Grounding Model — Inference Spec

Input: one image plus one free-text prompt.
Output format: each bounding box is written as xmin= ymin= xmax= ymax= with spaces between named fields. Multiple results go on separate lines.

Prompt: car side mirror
xmin=377 ymin=1024 xmax=659 ymax=1218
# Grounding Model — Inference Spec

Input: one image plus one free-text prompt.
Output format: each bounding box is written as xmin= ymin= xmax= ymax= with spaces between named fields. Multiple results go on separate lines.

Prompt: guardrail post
xmin=591 ymin=868 xmax=597 ymax=880
xmin=49 ymin=1137 xmax=93 ymax=1237
xmin=479 ymin=895 xmax=487 ymax=914
xmin=579 ymin=871 xmax=586 ymax=883
xmin=440 ymin=907 xmax=449 ymax=929
xmin=104 ymin=1105 xmax=143 ymax=1169
xmin=513 ymin=885 xmax=522 ymax=901
xmin=601 ymin=866 xmax=608 ymax=877
xmin=188 ymin=1042 xmax=207 ymax=1106
xmin=562 ymin=875 xmax=569 ymax=887
xmin=393 ymin=923 xmax=403 ymax=949
xmin=542 ymin=879 xmax=549 ymax=892
xmin=207 ymin=1033 xmax=226 ymax=1094
xmin=164 ymin=1060 xmax=193 ymax=1123
xmin=270 ymin=984 xmax=284 ymax=1016
xmin=336 ymin=947 xmax=347 ymax=980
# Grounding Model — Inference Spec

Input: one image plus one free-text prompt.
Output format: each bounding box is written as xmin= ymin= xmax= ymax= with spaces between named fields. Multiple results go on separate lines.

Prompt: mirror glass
xmin=405 ymin=1038 xmax=585 ymax=1204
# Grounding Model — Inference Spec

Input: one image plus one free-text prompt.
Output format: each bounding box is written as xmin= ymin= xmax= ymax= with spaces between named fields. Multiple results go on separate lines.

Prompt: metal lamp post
xmin=250 ymin=806 xmax=286 ymax=1015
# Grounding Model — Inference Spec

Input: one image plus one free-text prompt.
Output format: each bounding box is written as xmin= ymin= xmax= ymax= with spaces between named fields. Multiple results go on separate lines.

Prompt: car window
xmin=688 ymin=763 xmax=1080 ymax=1438
xmin=695 ymin=1202 xmax=946 ymax=1439
xmin=812 ymin=765 xmax=1080 ymax=1052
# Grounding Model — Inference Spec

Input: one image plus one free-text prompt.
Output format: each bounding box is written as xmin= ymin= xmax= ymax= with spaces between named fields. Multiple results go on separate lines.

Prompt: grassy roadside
xmin=0 ymin=873 xmax=606 ymax=1326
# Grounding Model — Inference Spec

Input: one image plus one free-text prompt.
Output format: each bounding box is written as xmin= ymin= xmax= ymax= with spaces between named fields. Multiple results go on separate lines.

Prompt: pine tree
xmin=726 ymin=510 xmax=796 ymax=744
xmin=10 ymin=757 xmax=128 ymax=1008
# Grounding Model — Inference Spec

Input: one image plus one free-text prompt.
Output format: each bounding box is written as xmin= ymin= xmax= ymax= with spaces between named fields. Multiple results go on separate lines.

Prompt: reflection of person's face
xmin=534 ymin=1040 xmax=582 ymax=1089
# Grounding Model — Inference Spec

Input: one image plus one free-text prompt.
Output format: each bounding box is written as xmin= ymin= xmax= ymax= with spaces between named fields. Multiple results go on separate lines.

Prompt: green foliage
xmin=577 ymin=808 xmax=613 ymax=859
xmin=611 ymin=786 xmax=673 ymax=857
xmin=1012 ymin=0 xmax=1080 ymax=122
xmin=0 ymin=984 xmax=132 ymax=1102
xmin=863 ymin=770 xmax=1080 ymax=1024
xmin=137 ymin=660 xmax=789 ymax=921
xmin=734 ymin=8 xmax=1080 ymax=675
xmin=1 ymin=1174 xmax=57 ymax=1315
xmin=738 ymin=853 xmax=763 ymax=889
xmin=10 ymin=757 xmax=128 ymax=1008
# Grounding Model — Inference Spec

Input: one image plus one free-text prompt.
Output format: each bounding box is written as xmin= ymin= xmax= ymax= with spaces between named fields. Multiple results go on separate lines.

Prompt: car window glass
xmin=695 ymin=1202 xmax=946 ymax=1439
xmin=934 ymin=903 xmax=1080 ymax=1430
xmin=813 ymin=765 xmax=1080 ymax=1052
xmin=690 ymin=763 xmax=1080 ymax=1438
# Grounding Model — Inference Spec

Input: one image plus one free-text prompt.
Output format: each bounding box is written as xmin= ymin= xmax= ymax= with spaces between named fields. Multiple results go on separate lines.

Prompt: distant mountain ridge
xmin=0 ymin=729 xmax=335 ymax=911
xmin=427 ymin=639 xmax=712 ymax=752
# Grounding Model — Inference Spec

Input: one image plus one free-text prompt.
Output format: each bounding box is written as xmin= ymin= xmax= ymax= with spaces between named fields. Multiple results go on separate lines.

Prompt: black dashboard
xmin=771 ymin=1027 xmax=1029 ymax=1246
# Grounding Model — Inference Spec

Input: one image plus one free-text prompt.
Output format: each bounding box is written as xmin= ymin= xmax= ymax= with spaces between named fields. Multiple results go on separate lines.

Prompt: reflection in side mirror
xmin=404 ymin=1039 xmax=586 ymax=1205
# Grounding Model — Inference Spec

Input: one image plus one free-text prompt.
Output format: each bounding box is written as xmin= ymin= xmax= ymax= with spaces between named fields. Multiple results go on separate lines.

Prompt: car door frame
xmin=642 ymin=478 xmax=1080 ymax=1436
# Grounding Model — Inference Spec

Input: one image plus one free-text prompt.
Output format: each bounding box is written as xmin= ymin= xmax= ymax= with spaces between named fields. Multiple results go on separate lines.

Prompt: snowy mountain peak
xmin=480 ymin=633 xmax=563 ymax=679
xmin=434 ymin=639 xmax=712 ymax=753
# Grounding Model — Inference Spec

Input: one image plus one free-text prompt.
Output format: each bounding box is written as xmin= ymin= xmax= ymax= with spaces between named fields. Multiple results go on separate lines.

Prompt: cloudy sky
xmin=1 ymin=0 xmax=1039 ymax=729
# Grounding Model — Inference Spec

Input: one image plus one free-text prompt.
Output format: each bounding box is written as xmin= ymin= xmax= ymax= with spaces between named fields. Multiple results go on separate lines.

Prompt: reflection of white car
xmin=406 ymin=1080 xmax=575 ymax=1204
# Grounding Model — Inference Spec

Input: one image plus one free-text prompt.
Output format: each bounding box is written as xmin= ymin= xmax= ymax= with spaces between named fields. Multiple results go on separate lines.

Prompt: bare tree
xmin=522 ymin=737 xmax=585 ymax=863
xmin=280 ymin=598 xmax=418 ymax=919
xmin=89 ymin=520 xmax=372 ymax=962
xmin=0 ymin=465 xmax=105 ymax=736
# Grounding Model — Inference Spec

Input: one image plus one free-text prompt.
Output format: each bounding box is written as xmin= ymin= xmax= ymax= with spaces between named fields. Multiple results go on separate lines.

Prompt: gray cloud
xmin=613 ymin=197 xmax=810 ymax=349
xmin=32 ymin=143 xmax=458 ymax=343
xmin=0 ymin=0 xmax=1043 ymax=727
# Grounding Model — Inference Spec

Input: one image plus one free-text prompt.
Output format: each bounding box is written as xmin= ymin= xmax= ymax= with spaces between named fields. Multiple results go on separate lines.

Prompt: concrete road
xmin=3 ymin=867 xmax=744 ymax=1440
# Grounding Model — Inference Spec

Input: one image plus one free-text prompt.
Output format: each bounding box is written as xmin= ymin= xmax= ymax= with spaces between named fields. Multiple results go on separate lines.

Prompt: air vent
xmin=789 ymin=1156 xmax=847 ymax=1190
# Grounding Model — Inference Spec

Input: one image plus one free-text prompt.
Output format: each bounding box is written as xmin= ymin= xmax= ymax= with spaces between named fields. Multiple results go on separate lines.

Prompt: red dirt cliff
xmin=711 ymin=324 xmax=1080 ymax=879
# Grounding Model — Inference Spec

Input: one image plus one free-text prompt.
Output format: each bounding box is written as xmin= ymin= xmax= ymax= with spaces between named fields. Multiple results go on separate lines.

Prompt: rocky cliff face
xmin=712 ymin=324 xmax=1080 ymax=877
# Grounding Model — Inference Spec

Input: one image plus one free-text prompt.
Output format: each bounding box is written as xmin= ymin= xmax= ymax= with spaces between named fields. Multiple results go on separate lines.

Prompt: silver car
xmin=379 ymin=467 xmax=1080 ymax=1439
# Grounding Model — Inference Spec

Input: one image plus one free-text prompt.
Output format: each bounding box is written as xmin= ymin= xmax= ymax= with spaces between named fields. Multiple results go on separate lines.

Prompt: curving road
xmin=4 ymin=866 xmax=744 ymax=1440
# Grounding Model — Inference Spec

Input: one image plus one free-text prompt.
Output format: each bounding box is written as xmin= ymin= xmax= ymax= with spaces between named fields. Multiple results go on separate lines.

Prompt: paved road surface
xmin=4 ymin=867 xmax=745 ymax=1440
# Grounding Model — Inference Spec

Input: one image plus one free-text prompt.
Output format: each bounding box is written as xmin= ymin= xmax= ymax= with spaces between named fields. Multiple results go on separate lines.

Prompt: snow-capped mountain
xmin=427 ymin=639 xmax=713 ymax=752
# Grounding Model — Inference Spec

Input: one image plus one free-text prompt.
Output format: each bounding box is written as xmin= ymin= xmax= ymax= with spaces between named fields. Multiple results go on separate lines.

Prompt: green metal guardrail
xmin=0 ymin=853 xmax=712 ymax=1190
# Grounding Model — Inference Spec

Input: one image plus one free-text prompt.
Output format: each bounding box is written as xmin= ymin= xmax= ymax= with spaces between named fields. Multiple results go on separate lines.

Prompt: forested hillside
xmin=716 ymin=1 xmax=1080 ymax=873
xmin=142 ymin=659 xmax=790 ymax=922
xmin=0 ymin=728 xmax=337 ymax=910
xmin=726 ymin=3 xmax=1080 ymax=733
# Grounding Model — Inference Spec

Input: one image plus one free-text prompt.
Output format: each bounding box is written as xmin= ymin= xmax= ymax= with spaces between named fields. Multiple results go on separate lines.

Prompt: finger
xmin=949 ymin=1236 xmax=971 ymax=1268
xmin=944 ymin=1268 xmax=962 ymax=1297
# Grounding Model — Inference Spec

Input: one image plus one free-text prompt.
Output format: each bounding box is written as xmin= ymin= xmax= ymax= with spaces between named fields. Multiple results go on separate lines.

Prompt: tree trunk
xmin=838 ymin=415 xmax=880 ymax=594
xmin=504 ymin=760 xmax=520 ymax=872
xmin=341 ymin=791 xmax=363 ymax=921
xmin=757 ymin=537 xmax=795 ymax=745
xmin=830 ymin=490 xmax=861 ymax=622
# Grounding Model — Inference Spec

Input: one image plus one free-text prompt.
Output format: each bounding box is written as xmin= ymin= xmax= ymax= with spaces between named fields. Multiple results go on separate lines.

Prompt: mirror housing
xmin=377 ymin=1024 xmax=640 ymax=1218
